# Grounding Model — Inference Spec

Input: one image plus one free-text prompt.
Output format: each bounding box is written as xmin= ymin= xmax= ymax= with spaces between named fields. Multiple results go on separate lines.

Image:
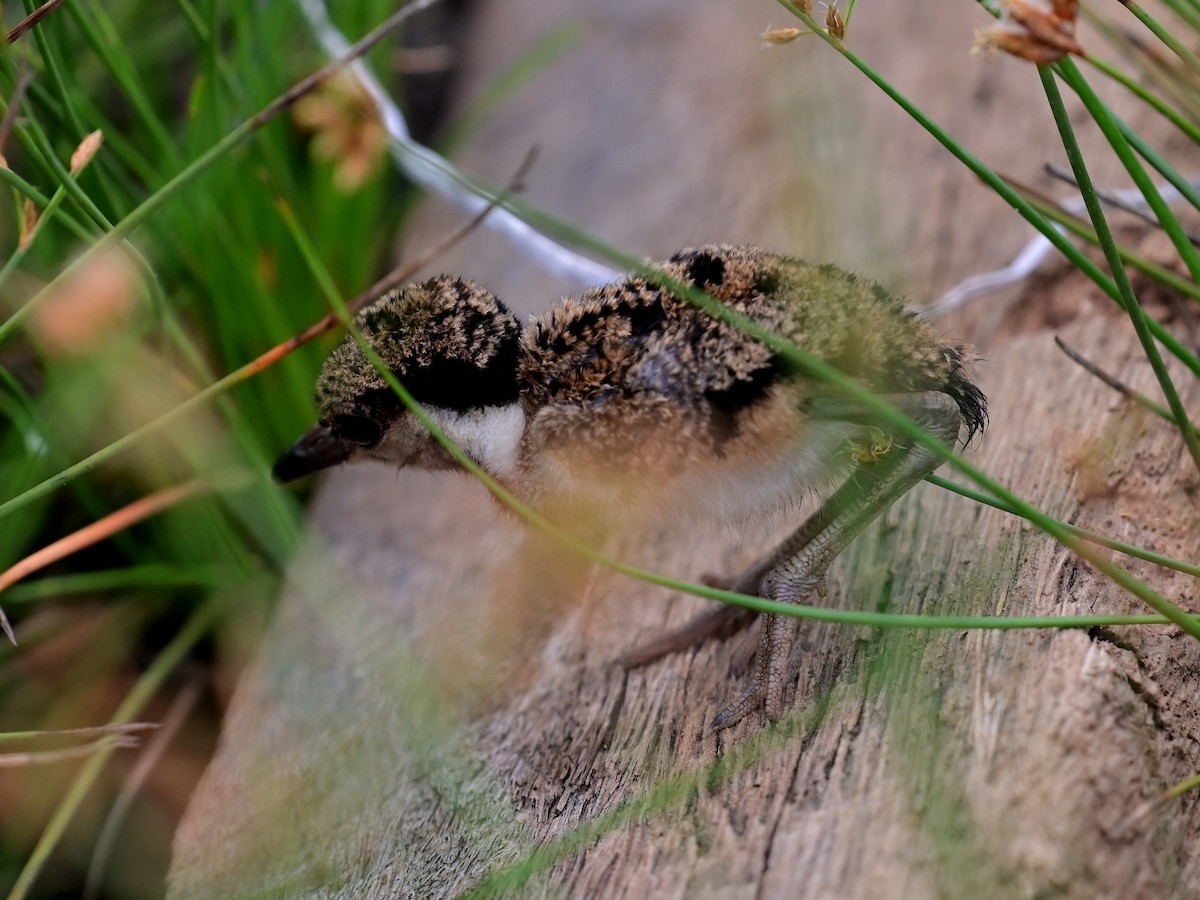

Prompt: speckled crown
xmin=316 ymin=275 xmax=522 ymax=421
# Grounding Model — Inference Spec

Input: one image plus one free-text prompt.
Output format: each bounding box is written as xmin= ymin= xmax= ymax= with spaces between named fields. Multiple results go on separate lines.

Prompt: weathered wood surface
xmin=169 ymin=1 xmax=1200 ymax=897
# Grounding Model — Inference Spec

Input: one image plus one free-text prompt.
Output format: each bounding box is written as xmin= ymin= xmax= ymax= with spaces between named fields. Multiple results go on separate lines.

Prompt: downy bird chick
xmin=274 ymin=245 xmax=986 ymax=729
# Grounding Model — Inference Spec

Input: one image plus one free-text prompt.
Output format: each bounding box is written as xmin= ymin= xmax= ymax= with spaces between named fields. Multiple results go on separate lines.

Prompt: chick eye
xmin=328 ymin=414 xmax=383 ymax=447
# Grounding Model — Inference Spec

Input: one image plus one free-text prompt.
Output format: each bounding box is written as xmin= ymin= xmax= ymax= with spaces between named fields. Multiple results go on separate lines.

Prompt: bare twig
xmin=4 ymin=0 xmax=69 ymax=45
xmin=350 ymin=148 xmax=539 ymax=314
xmin=253 ymin=0 xmax=444 ymax=127
xmin=0 ymin=145 xmax=536 ymax=529
xmin=1055 ymin=336 xmax=1144 ymax=399
xmin=1045 ymin=163 xmax=1200 ymax=244
xmin=1055 ymin=335 xmax=1197 ymax=430
xmin=0 ymin=0 xmax=444 ymax=358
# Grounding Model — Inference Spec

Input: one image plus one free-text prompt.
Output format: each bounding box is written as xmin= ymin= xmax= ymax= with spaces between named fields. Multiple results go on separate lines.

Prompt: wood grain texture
xmin=169 ymin=1 xmax=1200 ymax=897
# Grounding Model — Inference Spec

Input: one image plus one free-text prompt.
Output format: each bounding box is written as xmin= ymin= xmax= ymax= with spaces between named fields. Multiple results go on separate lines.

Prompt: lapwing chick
xmin=274 ymin=245 xmax=986 ymax=729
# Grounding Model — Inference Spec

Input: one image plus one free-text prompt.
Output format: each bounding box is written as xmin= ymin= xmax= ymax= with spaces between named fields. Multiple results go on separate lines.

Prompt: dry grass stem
xmin=0 ymin=480 xmax=214 ymax=605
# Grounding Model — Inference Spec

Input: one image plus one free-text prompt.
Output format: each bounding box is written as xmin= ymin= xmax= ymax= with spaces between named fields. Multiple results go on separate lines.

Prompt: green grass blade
xmin=65 ymin=0 xmax=180 ymax=164
xmin=999 ymin=184 xmax=1200 ymax=302
xmin=927 ymin=475 xmax=1200 ymax=578
xmin=1116 ymin=118 xmax=1200 ymax=219
xmin=1084 ymin=52 xmax=1200 ymax=149
xmin=765 ymin=1 xmax=1199 ymax=380
xmin=1040 ymin=64 xmax=1200 ymax=475
xmin=1054 ymin=60 xmax=1200 ymax=286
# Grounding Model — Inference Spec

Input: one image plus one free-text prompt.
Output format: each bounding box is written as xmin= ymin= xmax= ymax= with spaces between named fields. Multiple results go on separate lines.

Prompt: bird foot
xmin=712 ymin=638 xmax=792 ymax=729
xmin=711 ymin=629 xmax=790 ymax=729
xmin=711 ymin=583 xmax=821 ymax=729
xmin=622 ymin=567 xmax=826 ymax=730
xmin=711 ymin=680 xmax=766 ymax=730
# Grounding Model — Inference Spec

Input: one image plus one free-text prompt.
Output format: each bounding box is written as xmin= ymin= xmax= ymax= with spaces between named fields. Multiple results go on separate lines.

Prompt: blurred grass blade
xmin=768 ymin=1 xmax=1200 ymax=380
xmin=0 ymin=475 xmax=247 ymax=596
xmin=1053 ymin=60 xmax=1200 ymax=287
xmin=0 ymin=736 xmax=141 ymax=767
xmin=1085 ymin=51 xmax=1200 ymax=148
xmin=83 ymin=679 xmax=203 ymax=900
xmin=1122 ymin=1 xmax=1200 ymax=77
xmin=8 ymin=601 xmax=216 ymax=900
xmin=0 ymin=723 xmax=159 ymax=744
xmin=0 ymin=0 xmax=452 ymax=519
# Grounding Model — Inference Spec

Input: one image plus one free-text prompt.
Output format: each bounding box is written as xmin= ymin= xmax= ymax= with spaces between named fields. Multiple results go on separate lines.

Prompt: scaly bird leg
xmin=711 ymin=391 xmax=964 ymax=730
xmin=619 ymin=490 xmax=840 ymax=669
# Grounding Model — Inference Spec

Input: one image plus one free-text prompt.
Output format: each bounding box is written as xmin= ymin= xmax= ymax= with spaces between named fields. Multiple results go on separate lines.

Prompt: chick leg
xmin=618 ymin=500 xmax=835 ymax=669
xmin=711 ymin=391 xmax=963 ymax=730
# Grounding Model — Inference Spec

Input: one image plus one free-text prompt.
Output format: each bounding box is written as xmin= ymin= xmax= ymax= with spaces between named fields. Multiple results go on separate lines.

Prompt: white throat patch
xmin=427 ymin=404 xmax=526 ymax=482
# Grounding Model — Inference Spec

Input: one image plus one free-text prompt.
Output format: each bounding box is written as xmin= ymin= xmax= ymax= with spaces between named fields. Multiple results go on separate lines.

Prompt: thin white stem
xmin=928 ymin=176 xmax=1200 ymax=316
xmin=296 ymin=0 xmax=621 ymax=287
xmin=927 ymin=230 xmax=1059 ymax=316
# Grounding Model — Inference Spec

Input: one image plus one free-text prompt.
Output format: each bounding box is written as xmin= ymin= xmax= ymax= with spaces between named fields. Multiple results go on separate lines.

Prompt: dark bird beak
xmin=272 ymin=424 xmax=355 ymax=483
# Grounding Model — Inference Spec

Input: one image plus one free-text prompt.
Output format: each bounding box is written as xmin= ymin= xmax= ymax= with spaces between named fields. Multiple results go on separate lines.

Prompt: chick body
xmin=276 ymin=244 xmax=986 ymax=729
